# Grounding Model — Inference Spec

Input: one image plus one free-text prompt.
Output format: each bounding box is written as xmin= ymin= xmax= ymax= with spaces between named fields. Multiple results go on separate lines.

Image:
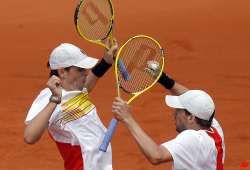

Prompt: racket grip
xmin=99 ymin=118 xmax=118 ymax=152
xmin=118 ymin=59 xmax=130 ymax=81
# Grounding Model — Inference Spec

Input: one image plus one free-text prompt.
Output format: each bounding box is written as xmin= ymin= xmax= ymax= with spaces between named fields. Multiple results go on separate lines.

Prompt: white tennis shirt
xmin=25 ymin=88 xmax=112 ymax=170
xmin=162 ymin=119 xmax=225 ymax=170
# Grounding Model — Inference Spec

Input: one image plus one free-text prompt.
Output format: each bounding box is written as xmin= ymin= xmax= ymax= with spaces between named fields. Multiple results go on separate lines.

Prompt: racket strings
xmin=117 ymin=37 xmax=163 ymax=93
xmin=77 ymin=0 xmax=113 ymax=40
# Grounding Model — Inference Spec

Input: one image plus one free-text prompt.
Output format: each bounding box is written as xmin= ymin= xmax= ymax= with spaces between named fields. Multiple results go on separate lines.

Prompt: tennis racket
xmin=74 ymin=0 xmax=130 ymax=80
xmin=74 ymin=0 xmax=114 ymax=48
xmin=99 ymin=35 xmax=165 ymax=152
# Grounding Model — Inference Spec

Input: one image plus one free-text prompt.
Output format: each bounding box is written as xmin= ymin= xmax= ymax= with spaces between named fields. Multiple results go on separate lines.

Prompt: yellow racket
xmin=74 ymin=0 xmax=131 ymax=80
xmin=74 ymin=0 xmax=115 ymax=49
xmin=99 ymin=35 xmax=165 ymax=152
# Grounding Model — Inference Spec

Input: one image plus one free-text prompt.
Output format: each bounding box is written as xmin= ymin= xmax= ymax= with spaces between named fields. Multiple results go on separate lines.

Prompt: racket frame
xmin=74 ymin=0 xmax=115 ymax=49
xmin=115 ymin=35 xmax=165 ymax=104
xmin=99 ymin=35 xmax=165 ymax=152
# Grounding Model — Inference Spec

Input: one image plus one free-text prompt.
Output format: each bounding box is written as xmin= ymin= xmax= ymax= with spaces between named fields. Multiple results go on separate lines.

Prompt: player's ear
xmin=187 ymin=114 xmax=196 ymax=122
xmin=57 ymin=69 xmax=66 ymax=79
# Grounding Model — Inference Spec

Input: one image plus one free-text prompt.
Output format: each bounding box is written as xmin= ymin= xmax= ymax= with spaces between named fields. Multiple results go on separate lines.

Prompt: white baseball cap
xmin=49 ymin=43 xmax=99 ymax=70
xmin=165 ymin=90 xmax=215 ymax=120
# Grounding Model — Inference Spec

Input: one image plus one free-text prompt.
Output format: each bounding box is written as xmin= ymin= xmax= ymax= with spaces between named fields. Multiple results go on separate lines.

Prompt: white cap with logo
xmin=49 ymin=43 xmax=99 ymax=70
xmin=165 ymin=90 xmax=215 ymax=120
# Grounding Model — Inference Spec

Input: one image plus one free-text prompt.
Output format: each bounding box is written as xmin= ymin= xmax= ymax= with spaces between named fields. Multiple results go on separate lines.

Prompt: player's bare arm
xmin=169 ymin=82 xmax=189 ymax=95
xmin=84 ymin=39 xmax=118 ymax=92
xmin=158 ymin=72 xmax=189 ymax=95
xmin=24 ymin=76 xmax=62 ymax=144
xmin=112 ymin=97 xmax=173 ymax=165
xmin=146 ymin=61 xmax=188 ymax=95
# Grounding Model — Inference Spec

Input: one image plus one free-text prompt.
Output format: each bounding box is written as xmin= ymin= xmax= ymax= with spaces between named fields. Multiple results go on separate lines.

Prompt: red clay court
xmin=0 ymin=0 xmax=250 ymax=169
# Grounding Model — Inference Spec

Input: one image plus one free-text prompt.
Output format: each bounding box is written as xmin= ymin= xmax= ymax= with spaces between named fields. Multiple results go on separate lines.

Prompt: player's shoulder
xmin=176 ymin=129 xmax=210 ymax=144
xmin=174 ymin=130 xmax=214 ymax=152
xmin=38 ymin=87 xmax=51 ymax=97
xmin=25 ymin=88 xmax=52 ymax=124
xmin=40 ymin=88 xmax=51 ymax=95
xmin=177 ymin=129 xmax=201 ymax=138
xmin=33 ymin=88 xmax=51 ymax=103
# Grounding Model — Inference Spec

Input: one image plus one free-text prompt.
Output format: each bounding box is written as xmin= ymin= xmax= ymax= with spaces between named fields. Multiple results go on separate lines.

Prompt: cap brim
xmin=165 ymin=95 xmax=185 ymax=109
xmin=73 ymin=56 xmax=99 ymax=69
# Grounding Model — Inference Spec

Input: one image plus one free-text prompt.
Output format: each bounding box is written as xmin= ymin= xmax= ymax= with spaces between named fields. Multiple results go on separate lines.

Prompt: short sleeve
xmin=25 ymin=88 xmax=51 ymax=124
xmin=161 ymin=130 xmax=201 ymax=169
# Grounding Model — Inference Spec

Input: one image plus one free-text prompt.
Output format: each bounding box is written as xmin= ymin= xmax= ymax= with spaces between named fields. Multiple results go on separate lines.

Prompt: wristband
xmin=91 ymin=58 xmax=112 ymax=77
xmin=158 ymin=72 xmax=175 ymax=89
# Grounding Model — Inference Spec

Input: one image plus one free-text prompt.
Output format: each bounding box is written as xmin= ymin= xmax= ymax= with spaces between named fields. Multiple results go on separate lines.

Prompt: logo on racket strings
xmin=81 ymin=2 xmax=109 ymax=25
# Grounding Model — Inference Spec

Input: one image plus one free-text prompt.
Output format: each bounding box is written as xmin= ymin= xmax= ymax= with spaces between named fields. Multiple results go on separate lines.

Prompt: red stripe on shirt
xmin=55 ymin=141 xmax=84 ymax=170
xmin=206 ymin=127 xmax=223 ymax=170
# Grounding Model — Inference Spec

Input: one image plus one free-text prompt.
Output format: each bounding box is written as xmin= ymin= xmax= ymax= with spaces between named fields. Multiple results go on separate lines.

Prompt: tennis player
xmin=112 ymin=72 xmax=225 ymax=170
xmin=24 ymin=41 xmax=118 ymax=170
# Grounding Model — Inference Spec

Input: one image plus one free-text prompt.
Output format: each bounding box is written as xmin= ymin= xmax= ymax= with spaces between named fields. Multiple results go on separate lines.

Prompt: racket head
xmin=74 ymin=0 xmax=114 ymax=48
xmin=115 ymin=35 xmax=165 ymax=103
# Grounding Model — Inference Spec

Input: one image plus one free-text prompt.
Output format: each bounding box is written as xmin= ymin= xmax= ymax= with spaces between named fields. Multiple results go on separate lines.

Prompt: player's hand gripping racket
xmin=74 ymin=0 xmax=130 ymax=80
xmin=99 ymin=35 xmax=165 ymax=152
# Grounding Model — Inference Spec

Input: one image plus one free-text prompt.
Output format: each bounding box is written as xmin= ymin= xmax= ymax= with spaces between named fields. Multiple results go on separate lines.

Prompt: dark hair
xmin=195 ymin=112 xmax=214 ymax=128
xmin=47 ymin=61 xmax=71 ymax=77
xmin=184 ymin=110 xmax=215 ymax=128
